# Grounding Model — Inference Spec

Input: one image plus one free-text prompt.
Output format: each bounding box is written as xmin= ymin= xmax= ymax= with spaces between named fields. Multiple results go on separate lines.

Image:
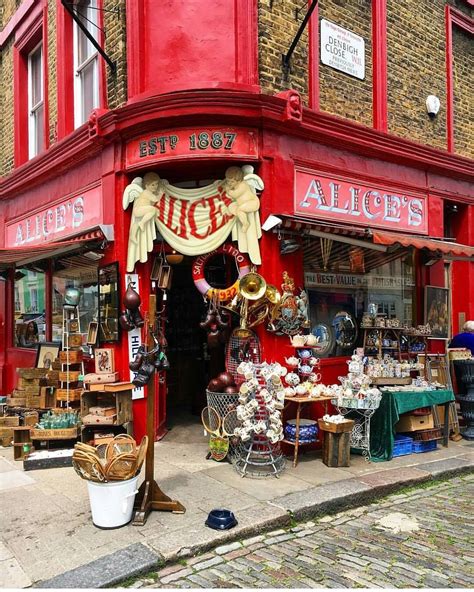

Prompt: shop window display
xmin=14 ymin=269 xmax=46 ymax=347
xmin=305 ymin=249 xmax=415 ymax=357
xmin=52 ymin=258 xmax=99 ymax=349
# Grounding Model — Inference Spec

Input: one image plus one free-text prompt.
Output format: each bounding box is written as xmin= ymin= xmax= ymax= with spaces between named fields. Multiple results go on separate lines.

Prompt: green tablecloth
xmin=370 ymin=389 xmax=455 ymax=462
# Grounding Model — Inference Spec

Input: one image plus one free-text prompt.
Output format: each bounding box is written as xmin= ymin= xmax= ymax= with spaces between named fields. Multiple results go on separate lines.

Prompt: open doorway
xmin=164 ymin=253 xmax=238 ymax=429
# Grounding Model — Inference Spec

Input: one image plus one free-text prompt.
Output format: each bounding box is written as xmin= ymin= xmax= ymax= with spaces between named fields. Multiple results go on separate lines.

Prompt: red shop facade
xmin=1 ymin=90 xmax=473 ymax=441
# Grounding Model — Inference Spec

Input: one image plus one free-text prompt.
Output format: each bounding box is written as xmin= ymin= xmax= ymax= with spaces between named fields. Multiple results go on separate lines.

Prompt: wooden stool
xmin=322 ymin=431 xmax=351 ymax=467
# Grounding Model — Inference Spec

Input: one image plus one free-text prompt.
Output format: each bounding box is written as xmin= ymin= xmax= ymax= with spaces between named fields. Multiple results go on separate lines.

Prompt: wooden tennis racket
xmin=201 ymin=406 xmax=237 ymax=461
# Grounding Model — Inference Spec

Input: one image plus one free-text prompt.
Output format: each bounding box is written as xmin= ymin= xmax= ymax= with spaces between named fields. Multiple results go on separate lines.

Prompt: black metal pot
xmin=453 ymin=360 xmax=474 ymax=440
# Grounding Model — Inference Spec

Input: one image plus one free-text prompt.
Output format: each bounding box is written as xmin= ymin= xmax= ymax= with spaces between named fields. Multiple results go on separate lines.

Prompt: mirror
xmin=98 ymin=263 xmax=119 ymax=342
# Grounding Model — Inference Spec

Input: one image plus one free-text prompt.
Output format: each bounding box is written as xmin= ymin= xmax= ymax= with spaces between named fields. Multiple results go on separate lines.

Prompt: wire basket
xmin=205 ymin=390 xmax=240 ymax=456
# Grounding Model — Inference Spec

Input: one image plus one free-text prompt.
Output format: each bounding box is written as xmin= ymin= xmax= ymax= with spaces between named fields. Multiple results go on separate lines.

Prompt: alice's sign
xmin=126 ymin=127 xmax=258 ymax=169
xmin=295 ymin=170 xmax=428 ymax=234
xmin=320 ymin=19 xmax=365 ymax=80
xmin=5 ymin=186 xmax=103 ymax=247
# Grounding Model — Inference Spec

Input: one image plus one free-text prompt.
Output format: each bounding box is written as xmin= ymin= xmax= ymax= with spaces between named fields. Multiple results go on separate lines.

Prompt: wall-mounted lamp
xmin=166 ymin=250 xmax=184 ymax=265
xmin=280 ymin=238 xmax=300 ymax=255
xmin=426 ymin=95 xmax=441 ymax=119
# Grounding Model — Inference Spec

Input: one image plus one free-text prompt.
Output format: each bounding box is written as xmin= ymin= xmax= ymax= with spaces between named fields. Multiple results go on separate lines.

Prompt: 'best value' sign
xmin=320 ymin=19 xmax=365 ymax=80
xmin=295 ymin=170 xmax=428 ymax=234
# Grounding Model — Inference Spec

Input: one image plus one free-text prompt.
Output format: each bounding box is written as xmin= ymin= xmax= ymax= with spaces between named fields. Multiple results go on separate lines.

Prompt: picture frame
xmin=98 ymin=263 xmax=120 ymax=343
xmin=35 ymin=342 xmax=61 ymax=369
xmin=94 ymin=348 xmax=115 ymax=374
xmin=86 ymin=321 xmax=99 ymax=345
xmin=424 ymin=286 xmax=450 ymax=339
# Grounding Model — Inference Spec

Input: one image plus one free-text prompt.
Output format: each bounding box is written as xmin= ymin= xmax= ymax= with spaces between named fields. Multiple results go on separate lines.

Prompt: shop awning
xmin=371 ymin=230 xmax=474 ymax=260
xmin=0 ymin=226 xmax=114 ymax=270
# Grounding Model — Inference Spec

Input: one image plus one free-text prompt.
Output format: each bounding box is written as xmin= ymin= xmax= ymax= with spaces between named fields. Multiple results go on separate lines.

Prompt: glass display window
xmin=14 ymin=268 xmax=47 ymax=348
xmin=304 ymin=238 xmax=415 ymax=357
xmin=52 ymin=256 xmax=99 ymax=349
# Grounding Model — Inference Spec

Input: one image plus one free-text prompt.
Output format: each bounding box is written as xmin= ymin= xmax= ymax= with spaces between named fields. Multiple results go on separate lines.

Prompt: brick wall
xmin=318 ymin=0 xmax=373 ymax=127
xmin=452 ymin=26 xmax=474 ymax=159
xmin=104 ymin=0 xmax=128 ymax=110
xmin=0 ymin=0 xmax=21 ymax=28
xmin=258 ymin=0 xmax=309 ymax=103
xmin=0 ymin=39 xmax=15 ymax=176
xmin=47 ymin=0 xmax=57 ymax=146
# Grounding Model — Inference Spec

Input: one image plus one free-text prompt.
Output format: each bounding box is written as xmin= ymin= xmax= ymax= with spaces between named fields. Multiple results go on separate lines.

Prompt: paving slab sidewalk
xmin=0 ymin=421 xmax=473 ymax=589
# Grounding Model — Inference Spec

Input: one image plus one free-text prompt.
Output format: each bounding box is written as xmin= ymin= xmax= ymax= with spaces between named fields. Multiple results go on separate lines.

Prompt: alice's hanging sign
xmin=295 ymin=170 xmax=428 ymax=234
xmin=123 ymin=165 xmax=264 ymax=272
xmin=125 ymin=127 xmax=258 ymax=169
xmin=5 ymin=185 xmax=103 ymax=247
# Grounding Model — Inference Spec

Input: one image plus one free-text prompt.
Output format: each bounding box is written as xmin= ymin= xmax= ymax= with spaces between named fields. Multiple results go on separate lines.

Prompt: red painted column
xmin=372 ymin=0 xmax=388 ymax=132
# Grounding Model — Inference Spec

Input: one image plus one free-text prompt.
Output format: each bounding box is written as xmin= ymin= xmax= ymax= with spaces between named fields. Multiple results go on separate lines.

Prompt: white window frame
xmin=28 ymin=42 xmax=44 ymax=159
xmin=73 ymin=0 xmax=100 ymax=128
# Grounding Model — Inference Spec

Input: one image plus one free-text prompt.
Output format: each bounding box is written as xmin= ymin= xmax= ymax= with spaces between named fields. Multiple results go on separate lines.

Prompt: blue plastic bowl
xmin=205 ymin=509 xmax=238 ymax=530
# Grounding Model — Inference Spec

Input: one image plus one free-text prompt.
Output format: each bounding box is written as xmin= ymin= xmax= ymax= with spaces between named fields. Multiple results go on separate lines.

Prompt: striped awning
xmin=372 ymin=230 xmax=474 ymax=259
xmin=0 ymin=227 xmax=112 ymax=269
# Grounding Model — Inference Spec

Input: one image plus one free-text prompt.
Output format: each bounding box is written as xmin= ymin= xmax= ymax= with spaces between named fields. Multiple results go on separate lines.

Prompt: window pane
xmin=305 ymin=248 xmax=414 ymax=357
xmin=14 ymin=269 xmax=46 ymax=348
xmin=80 ymin=58 xmax=97 ymax=121
xmin=77 ymin=0 xmax=98 ymax=63
xmin=52 ymin=258 xmax=99 ymax=351
xmin=35 ymin=103 xmax=44 ymax=154
xmin=30 ymin=46 xmax=43 ymax=106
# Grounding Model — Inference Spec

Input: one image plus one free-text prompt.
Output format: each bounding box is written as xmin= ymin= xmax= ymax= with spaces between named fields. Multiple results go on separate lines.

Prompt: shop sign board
xmin=125 ymin=273 xmax=144 ymax=401
xmin=295 ymin=170 xmax=428 ymax=234
xmin=320 ymin=19 xmax=365 ymax=80
xmin=125 ymin=127 xmax=259 ymax=168
xmin=305 ymin=271 xmax=415 ymax=290
xmin=5 ymin=186 xmax=103 ymax=247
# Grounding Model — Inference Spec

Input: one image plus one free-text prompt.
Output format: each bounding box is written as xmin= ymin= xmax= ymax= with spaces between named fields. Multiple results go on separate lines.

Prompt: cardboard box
xmin=396 ymin=413 xmax=434 ymax=432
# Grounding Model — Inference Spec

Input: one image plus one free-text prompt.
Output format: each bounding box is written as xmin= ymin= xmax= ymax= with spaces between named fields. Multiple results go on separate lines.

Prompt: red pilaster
xmin=372 ymin=0 xmax=388 ymax=132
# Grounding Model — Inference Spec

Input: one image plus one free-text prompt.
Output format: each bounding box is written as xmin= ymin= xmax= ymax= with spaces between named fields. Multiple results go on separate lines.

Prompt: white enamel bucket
xmin=86 ymin=476 xmax=139 ymax=529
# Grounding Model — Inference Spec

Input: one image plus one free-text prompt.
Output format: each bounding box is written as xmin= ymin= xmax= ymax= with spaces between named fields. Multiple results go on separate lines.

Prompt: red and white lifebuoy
xmin=192 ymin=244 xmax=251 ymax=301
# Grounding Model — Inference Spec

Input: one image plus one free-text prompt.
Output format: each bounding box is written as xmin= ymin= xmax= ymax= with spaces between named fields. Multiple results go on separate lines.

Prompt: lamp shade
xmin=166 ymin=251 xmax=184 ymax=265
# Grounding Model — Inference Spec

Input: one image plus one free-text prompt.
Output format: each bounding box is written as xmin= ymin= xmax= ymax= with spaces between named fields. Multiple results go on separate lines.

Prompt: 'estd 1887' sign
xmin=125 ymin=127 xmax=258 ymax=169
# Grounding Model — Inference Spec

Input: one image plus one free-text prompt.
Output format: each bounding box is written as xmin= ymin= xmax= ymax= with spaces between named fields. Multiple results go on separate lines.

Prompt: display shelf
xmin=362 ymin=327 xmax=402 ymax=361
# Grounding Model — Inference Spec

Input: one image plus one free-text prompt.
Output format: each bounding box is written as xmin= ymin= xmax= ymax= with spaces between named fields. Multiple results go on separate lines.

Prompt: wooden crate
xmin=0 ymin=427 xmax=14 ymax=446
xmin=66 ymin=334 xmax=83 ymax=348
xmin=39 ymin=387 xmax=56 ymax=409
xmin=17 ymin=377 xmax=42 ymax=388
xmin=81 ymin=389 xmax=133 ymax=425
xmin=24 ymin=411 xmax=39 ymax=426
xmin=322 ymin=431 xmax=351 ymax=467
xmin=7 ymin=397 xmax=26 ymax=407
xmin=13 ymin=427 xmax=32 ymax=460
xmin=26 ymin=395 xmax=42 ymax=408
xmin=58 ymin=371 xmax=81 ymax=382
xmin=318 ymin=419 xmax=354 ymax=434
xmin=59 ymin=350 xmax=83 ymax=364
xmin=56 ymin=388 xmax=83 ymax=402
xmin=0 ymin=416 xmax=20 ymax=427
xmin=17 ymin=368 xmax=48 ymax=379
xmin=30 ymin=427 xmax=78 ymax=440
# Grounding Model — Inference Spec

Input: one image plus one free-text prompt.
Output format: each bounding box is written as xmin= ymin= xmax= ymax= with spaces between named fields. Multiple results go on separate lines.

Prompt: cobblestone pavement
xmin=127 ymin=474 xmax=474 ymax=589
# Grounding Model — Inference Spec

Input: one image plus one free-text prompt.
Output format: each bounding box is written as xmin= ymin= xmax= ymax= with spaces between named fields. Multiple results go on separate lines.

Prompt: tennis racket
xmin=201 ymin=406 xmax=236 ymax=461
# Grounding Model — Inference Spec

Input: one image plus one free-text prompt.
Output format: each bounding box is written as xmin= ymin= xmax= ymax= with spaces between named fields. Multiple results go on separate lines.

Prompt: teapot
xmin=305 ymin=334 xmax=319 ymax=346
xmin=291 ymin=335 xmax=307 ymax=347
xmin=285 ymin=356 xmax=299 ymax=368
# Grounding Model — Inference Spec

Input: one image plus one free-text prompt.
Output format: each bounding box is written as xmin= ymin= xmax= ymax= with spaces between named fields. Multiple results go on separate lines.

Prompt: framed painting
xmin=35 ymin=342 xmax=61 ymax=369
xmin=424 ymin=286 xmax=450 ymax=339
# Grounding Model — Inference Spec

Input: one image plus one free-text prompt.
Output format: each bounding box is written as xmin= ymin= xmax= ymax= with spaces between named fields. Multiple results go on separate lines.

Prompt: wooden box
xmin=322 ymin=431 xmax=351 ymax=467
xmin=0 ymin=427 xmax=14 ymax=446
xmin=318 ymin=419 xmax=354 ymax=434
xmin=83 ymin=372 xmax=119 ymax=384
xmin=67 ymin=334 xmax=83 ymax=348
xmin=0 ymin=416 xmax=20 ymax=427
xmin=13 ymin=427 xmax=32 ymax=460
xmin=24 ymin=411 xmax=39 ymax=426
xmin=39 ymin=387 xmax=56 ymax=409
xmin=30 ymin=427 xmax=78 ymax=440
xmin=396 ymin=413 xmax=434 ymax=432
xmin=81 ymin=389 xmax=133 ymax=425
xmin=26 ymin=394 xmax=42 ymax=408
xmin=56 ymin=388 xmax=83 ymax=402
xmin=60 ymin=350 xmax=83 ymax=364
xmin=7 ymin=396 xmax=26 ymax=407
xmin=58 ymin=371 xmax=81 ymax=383
xmin=17 ymin=368 xmax=48 ymax=379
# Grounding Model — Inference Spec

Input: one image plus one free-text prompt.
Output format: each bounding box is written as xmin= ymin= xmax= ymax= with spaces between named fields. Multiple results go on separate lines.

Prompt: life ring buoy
xmin=192 ymin=244 xmax=251 ymax=301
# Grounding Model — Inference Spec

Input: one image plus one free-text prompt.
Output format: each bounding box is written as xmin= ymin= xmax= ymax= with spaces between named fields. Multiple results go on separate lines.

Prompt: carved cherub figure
xmin=224 ymin=166 xmax=263 ymax=232
xmin=123 ymin=172 xmax=163 ymax=272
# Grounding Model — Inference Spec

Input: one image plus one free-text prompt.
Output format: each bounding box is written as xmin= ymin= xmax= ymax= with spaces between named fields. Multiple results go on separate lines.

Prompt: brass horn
xmin=221 ymin=293 xmax=243 ymax=315
xmin=247 ymin=300 xmax=270 ymax=328
xmin=239 ymin=272 xmax=267 ymax=301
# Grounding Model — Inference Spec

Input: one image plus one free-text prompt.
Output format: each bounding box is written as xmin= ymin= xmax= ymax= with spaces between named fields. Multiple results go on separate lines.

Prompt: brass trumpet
xmin=239 ymin=272 xmax=267 ymax=301
xmin=246 ymin=284 xmax=282 ymax=328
